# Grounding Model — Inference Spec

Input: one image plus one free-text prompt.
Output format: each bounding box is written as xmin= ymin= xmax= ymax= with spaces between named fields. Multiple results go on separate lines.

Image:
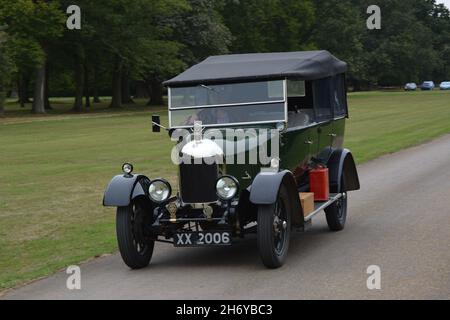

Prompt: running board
xmin=304 ymin=193 xmax=343 ymax=222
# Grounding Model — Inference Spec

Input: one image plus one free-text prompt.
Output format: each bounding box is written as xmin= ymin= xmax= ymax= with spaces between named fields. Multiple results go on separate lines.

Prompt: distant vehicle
xmin=421 ymin=81 xmax=435 ymax=90
xmin=439 ymin=81 xmax=450 ymax=90
xmin=404 ymin=83 xmax=417 ymax=91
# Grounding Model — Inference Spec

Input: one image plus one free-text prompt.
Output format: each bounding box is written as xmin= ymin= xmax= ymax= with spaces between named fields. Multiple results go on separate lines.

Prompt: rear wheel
xmin=257 ymin=185 xmax=291 ymax=269
xmin=324 ymin=175 xmax=347 ymax=231
xmin=116 ymin=200 xmax=154 ymax=269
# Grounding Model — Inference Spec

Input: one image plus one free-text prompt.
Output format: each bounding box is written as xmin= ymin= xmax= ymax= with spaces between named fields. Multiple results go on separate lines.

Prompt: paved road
xmin=3 ymin=135 xmax=450 ymax=300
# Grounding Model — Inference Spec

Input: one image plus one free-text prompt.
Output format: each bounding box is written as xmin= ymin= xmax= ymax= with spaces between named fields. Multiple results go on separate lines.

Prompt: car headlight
xmin=122 ymin=163 xmax=133 ymax=175
xmin=216 ymin=176 xmax=239 ymax=200
xmin=148 ymin=179 xmax=171 ymax=203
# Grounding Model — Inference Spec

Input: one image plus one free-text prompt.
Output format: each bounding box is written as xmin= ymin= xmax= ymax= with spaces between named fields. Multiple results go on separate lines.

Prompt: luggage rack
xmin=304 ymin=193 xmax=343 ymax=222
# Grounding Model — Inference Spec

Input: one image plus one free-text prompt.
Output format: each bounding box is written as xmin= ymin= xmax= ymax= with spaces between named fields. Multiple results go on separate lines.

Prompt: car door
xmin=282 ymin=127 xmax=312 ymax=184
xmin=331 ymin=74 xmax=348 ymax=149
xmin=305 ymin=125 xmax=320 ymax=160
xmin=283 ymin=80 xmax=317 ymax=183
xmin=312 ymin=77 xmax=334 ymax=163
xmin=317 ymin=122 xmax=333 ymax=162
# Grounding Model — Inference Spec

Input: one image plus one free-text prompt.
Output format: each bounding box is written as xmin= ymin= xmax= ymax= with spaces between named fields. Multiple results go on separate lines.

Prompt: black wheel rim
xmin=131 ymin=204 xmax=149 ymax=256
xmin=273 ymin=199 xmax=288 ymax=256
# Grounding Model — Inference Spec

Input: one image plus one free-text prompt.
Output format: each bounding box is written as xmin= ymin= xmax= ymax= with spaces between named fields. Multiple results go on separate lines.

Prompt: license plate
xmin=174 ymin=231 xmax=232 ymax=247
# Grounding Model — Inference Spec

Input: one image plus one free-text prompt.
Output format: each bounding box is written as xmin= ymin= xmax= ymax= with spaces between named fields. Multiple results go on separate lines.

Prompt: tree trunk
xmin=110 ymin=56 xmax=123 ymax=108
xmin=73 ymin=45 xmax=84 ymax=112
xmin=24 ymin=76 xmax=31 ymax=103
xmin=84 ymin=63 xmax=90 ymax=109
xmin=32 ymin=63 xmax=46 ymax=114
xmin=134 ymin=80 xmax=149 ymax=99
xmin=18 ymin=75 xmax=25 ymax=107
xmin=121 ymin=71 xmax=134 ymax=104
xmin=0 ymin=84 xmax=5 ymax=116
xmin=92 ymin=66 xmax=100 ymax=103
xmin=18 ymin=73 xmax=31 ymax=107
xmin=44 ymin=62 xmax=52 ymax=110
xmin=147 ymin=79 xmax=164 ymax=106
xmin=352 ymin=79 xmax=362 ymax=92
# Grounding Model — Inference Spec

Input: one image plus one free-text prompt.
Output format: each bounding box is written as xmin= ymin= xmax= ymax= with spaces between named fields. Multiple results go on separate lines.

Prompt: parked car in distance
xmin=404 ymin=83 xmax=417 ymax=91
xmin=439 ymin=81 xmax=450 ymax=90
xmin=421 ymin=81 xmax=435 ymax=90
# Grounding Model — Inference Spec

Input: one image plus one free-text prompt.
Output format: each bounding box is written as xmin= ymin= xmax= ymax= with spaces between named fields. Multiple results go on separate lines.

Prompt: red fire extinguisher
xmin=309 ymin=165 xmax=330 ymax=201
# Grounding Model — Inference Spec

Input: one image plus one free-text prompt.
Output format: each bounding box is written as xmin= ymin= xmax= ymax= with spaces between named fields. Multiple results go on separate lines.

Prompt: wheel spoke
xmin=129 ymin=203 xmax=148 ymax=255
xmin=273 ymin=199 xmax=287 ymax=255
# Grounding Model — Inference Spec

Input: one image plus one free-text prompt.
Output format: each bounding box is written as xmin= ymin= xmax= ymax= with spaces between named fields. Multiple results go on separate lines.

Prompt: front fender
xmin=103 ymin=174 xmax=151 ymax=207
xmin=249 ymin=170 xmax=302 ymax=226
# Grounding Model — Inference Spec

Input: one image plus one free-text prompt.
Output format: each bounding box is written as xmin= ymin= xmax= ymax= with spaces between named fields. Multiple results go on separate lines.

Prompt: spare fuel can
xmin=309 ymin=167 xmax=330 ymax=201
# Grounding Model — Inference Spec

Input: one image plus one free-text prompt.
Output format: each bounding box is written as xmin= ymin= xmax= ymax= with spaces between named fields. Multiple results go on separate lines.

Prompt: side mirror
xmin=152 ymin=115 xmax=161 ymax=133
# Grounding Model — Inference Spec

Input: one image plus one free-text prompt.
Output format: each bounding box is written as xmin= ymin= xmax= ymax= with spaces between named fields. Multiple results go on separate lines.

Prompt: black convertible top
xmin=164 ymin=50 xmax=347 ymax=87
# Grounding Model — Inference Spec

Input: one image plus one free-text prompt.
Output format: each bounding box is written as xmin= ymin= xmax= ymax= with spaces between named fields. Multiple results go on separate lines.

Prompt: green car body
xmin=103 ymin=51 xmax=360 ymax=269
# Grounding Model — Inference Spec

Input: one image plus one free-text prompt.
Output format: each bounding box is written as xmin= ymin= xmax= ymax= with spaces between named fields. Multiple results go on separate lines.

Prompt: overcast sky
xmin=436 ymin=0 xmax=450 ymax=8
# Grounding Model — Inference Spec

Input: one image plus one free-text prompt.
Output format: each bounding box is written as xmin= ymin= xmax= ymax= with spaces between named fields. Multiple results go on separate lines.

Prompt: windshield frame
xmin=168 ymin=79 xmax=288 ymax=129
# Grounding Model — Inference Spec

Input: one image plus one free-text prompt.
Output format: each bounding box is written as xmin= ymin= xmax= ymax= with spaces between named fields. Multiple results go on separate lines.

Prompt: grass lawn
xmin=345 ymin=90 xmax=450 ymax=163
xmin=1 ymin=90 xmax=449 ymax=290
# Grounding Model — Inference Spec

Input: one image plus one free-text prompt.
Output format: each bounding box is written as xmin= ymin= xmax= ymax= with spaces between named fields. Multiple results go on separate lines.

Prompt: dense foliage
xmin=0 ymin=0 xmax=449 ymax=114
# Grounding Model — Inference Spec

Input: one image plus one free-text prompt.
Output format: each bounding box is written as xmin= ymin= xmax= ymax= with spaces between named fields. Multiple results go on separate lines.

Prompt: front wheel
xmin=116 ymin=201 xmax=154 ymax=269
xmin=257 ymin=185 xmax=291 ymax=269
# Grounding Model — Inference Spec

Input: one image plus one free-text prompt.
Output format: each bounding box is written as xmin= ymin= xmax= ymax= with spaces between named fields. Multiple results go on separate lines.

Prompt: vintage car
xmin=103 ymin=51 xmax=360 ymax=269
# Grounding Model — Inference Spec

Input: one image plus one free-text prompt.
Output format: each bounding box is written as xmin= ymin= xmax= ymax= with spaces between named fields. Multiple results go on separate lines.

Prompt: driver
xmin=184 ymin=108 xmax=232 ymax=125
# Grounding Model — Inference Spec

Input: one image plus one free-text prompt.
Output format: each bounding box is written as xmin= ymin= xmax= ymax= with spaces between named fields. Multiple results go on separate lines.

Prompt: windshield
xmin=170 ymin=103 xmax=286 ymax=127
xmin=170 ymin=80 xmax=284 ymax=108
xmin=169 ymin=80 xmax=286 ymax=128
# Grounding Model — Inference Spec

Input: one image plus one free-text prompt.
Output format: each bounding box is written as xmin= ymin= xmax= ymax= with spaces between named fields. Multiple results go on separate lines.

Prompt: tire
xmin=324 ymin=175 xmax=348 ymax=231
xmin=257 ymin=185 xmax=291 ymax=269
xmin=116 ymin=202 xmax=154 ymax=269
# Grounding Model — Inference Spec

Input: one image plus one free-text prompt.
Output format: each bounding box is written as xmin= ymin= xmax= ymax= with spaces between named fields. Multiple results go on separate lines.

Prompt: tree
xmin=175 ymin=0 xmax=232 ymax=65
xmin=138 ymin=0 xmax=233 ymax=106
xmin=136 ymin=40 xmax=186 ymax=105
xmin=0 ymin=27 xmax=15 ymax=116
xmin=351 ymin=0 xmax=440 ymax=86
xmin=77 ymin=0 xmax=189 ymax=108
xmin=7 ymin=37 xmax=42 ymax=107
xmin=0 ymin=0 xmax=65 ymax=113
xmin=312 ymin=0 xmax=368 ymax=89
xmin=51 ymin=0 xmax=95 ymax=112
xmin=220 ymin=0 xmax=315 ymax=53
xmin=417 ymin=1 xmax=450 ymax=82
